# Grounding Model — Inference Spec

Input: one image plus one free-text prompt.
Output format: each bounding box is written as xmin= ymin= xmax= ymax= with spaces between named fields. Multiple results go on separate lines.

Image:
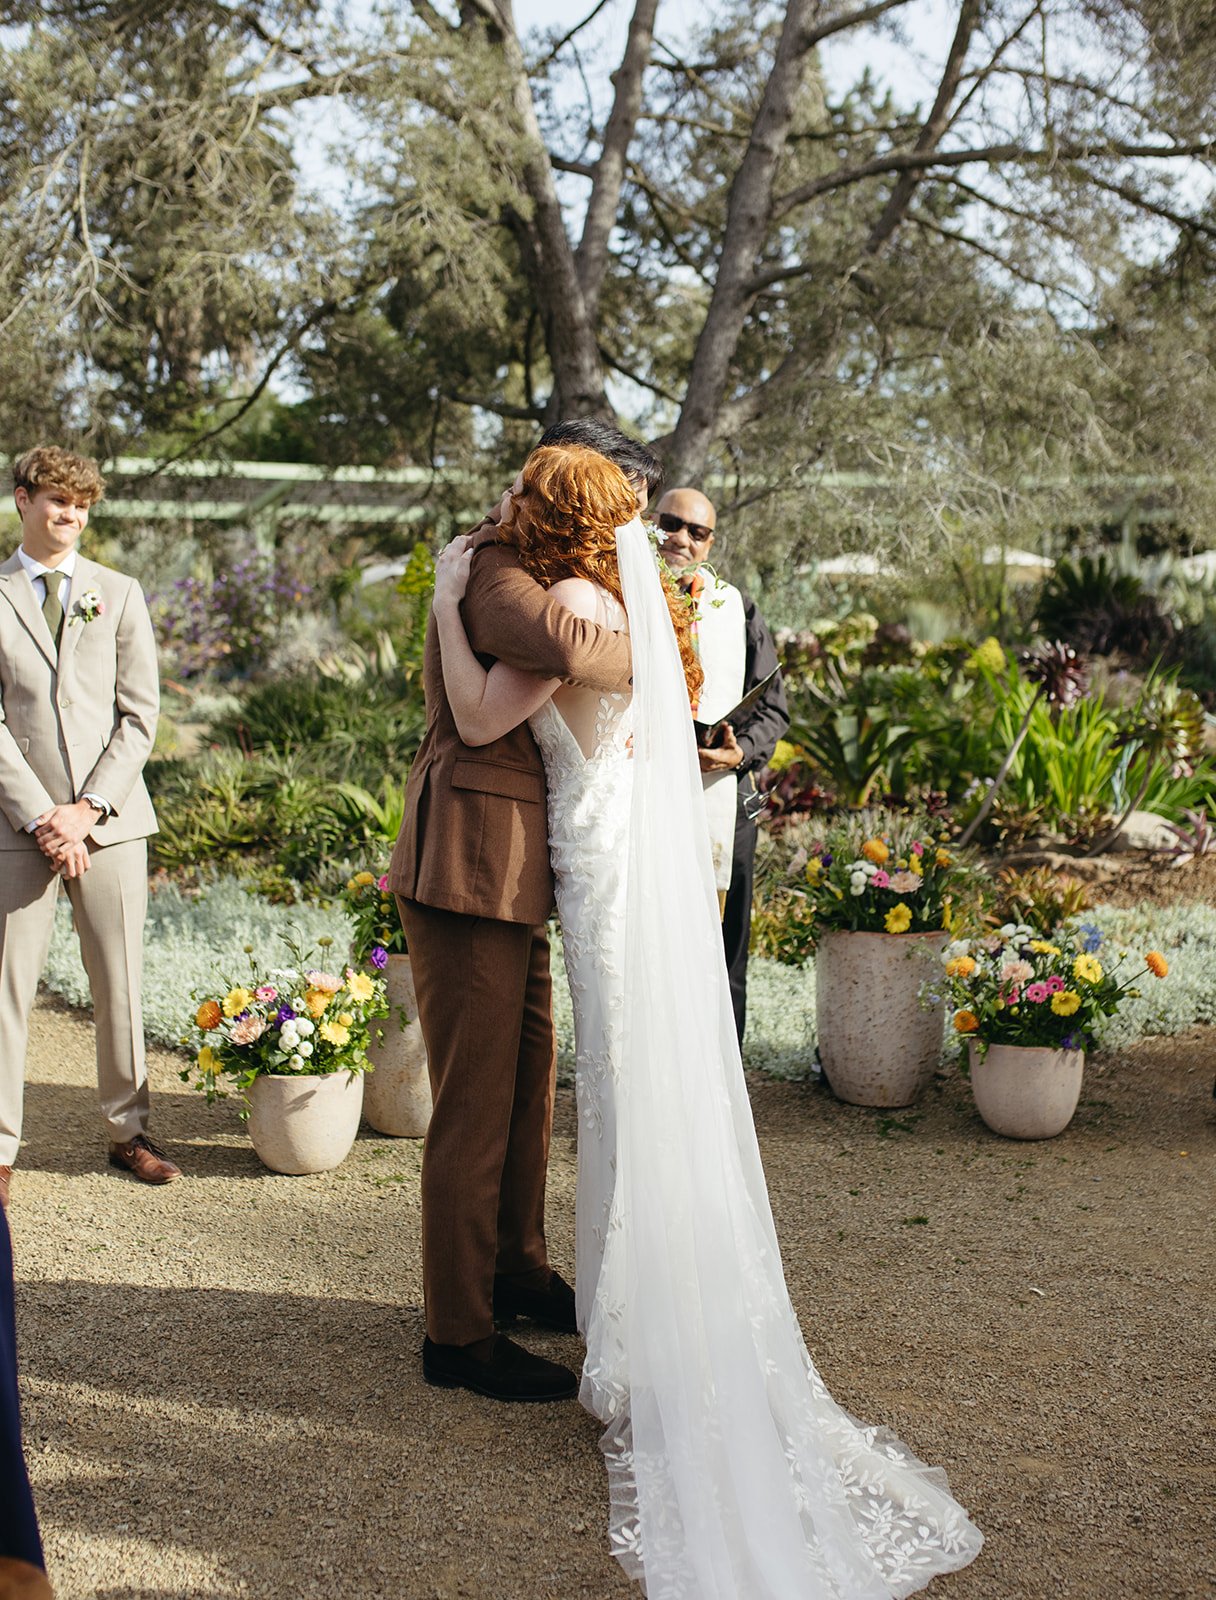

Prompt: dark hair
xmin=538 ymin=418 xmax=665 ymax=499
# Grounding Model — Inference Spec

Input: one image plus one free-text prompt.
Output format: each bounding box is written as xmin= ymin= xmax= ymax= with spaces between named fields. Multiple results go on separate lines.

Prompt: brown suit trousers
xmin=399 ymin=899 xmax=555 ymax=1345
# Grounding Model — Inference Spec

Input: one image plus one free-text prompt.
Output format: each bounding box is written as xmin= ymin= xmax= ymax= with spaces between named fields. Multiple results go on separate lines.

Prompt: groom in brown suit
xmin=0 ymin=446 xmax=179 ymax=1208
xmin=389 ymin=421 xmax=661 ymax=1401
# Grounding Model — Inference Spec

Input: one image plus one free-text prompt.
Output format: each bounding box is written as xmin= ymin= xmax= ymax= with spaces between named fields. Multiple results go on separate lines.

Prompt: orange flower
xmin=195 ymin=999 xmax=222 ymax=1031
xmin=945 ymin=956 xmax=976 ymax=978
xmin=861 ymin=838 xmax=889 ymax=866
xmin=1145 ymin=951 xmax=1169 ymax=978
xmin=304 ymin=987 xmax=333 ymax=1018
xmin=952 ymin=1009 xmax=980 ymax=1034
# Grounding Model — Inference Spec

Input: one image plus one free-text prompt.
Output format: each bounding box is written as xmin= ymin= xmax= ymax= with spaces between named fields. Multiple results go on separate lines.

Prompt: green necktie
xmin=42 ymin=570 xmax=65 ymax=647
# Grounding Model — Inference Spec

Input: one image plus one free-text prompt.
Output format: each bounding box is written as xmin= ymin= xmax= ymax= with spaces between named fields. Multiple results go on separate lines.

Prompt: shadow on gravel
xmin=23 ymin=1278 xmax=604 ymax=1596
xmin=19 ymin=1081 xmax=268 ymax=1179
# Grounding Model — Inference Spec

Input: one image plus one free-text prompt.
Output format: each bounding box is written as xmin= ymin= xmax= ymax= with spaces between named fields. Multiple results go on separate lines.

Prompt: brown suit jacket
xmin=388 ymin=532 xmax=632 ymax=925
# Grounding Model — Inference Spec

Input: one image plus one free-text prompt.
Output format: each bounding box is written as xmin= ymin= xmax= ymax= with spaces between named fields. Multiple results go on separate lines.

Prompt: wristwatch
xmin=82 ymin=796 xmax=108 ymax=816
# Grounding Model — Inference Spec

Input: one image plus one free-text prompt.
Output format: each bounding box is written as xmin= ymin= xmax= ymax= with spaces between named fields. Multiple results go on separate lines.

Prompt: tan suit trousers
xmin=398 ymin=897 xmax=556 ymax=1346
xmin=0 ymin=839 xmax=149 ymax=1165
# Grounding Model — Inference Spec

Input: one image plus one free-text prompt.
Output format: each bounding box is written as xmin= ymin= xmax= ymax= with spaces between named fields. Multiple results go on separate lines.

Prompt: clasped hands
xmin=33 ymin=799 xmax=96 ymax=879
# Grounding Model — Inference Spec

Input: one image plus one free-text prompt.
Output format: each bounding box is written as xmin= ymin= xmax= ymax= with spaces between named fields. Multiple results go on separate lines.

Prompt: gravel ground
xmin=10 ymin=991 xmax=1215 ymax=1600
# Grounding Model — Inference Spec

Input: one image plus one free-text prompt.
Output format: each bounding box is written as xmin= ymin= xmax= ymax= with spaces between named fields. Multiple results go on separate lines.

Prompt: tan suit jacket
xmin=0 ymin=551 xmax=159 ymax=846
xmin=389 ymin=532 xmax=632 ymax=925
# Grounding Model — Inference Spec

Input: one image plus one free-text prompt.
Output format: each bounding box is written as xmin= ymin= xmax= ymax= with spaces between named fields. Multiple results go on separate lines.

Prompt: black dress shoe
xmin=422 ymin=1334 xmax=578 ymax=1402
xmin=492 ymin=1269 xmax=578 ymax=1335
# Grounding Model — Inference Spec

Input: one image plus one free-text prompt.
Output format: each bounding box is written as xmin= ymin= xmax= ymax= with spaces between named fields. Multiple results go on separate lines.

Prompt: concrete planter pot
xmin=247 ymin=1069 xmax=364 ymax=1175
xmin=363 ymin=954 xmax=432 ymax=1138
xmin=815 ymin=929 xmax=947 ymax=1107
xmin=969 ymin=1042 xmax=1085 ymax=1140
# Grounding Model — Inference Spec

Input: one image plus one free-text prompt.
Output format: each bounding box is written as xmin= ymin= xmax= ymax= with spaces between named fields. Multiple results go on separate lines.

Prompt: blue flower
xmin=370 ymin=946 xmax=389 ymax=970
xmin=1078 ymin=924 xmax=1103 ymax=953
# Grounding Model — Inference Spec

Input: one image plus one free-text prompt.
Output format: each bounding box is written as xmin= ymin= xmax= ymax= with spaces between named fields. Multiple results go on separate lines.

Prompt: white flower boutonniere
xmin=71 ymin=589 xmax=105 ymax=626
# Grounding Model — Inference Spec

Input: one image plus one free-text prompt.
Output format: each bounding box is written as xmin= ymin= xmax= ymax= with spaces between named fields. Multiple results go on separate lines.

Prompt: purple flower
xmin=821 ymin=852 xmax=833 ymax=868
xmin=370 ymin=946 xmax=388 ymax=970
xmin=1079 ymin=924 xmax=1103 ymax=953
xmin=275 ymin=1004 xmax=298 ymax=1024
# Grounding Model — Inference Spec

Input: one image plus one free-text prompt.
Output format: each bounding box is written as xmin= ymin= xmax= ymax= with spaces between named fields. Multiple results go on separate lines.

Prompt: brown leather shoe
xmin=108 ymin=1134 xmax=181 ymax=1185
xmin=0 ymin=1165 xmax=10 ymax=1210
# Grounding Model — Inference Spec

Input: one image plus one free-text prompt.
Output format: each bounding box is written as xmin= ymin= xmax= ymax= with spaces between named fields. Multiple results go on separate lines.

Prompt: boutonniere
xmin=71 ymin=589 xmax=105 ymax=626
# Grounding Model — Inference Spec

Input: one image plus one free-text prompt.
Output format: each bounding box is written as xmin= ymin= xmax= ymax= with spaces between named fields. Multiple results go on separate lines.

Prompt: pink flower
xmin=378 ymin=875 xmax=389 ymax=891
xmin=1001 ymin=960 xmax=1034 ymax=985
xmin=254 ymin=985 xmax=278 ymax=1002
xmin=910 ymin=840 xmax=924 ymax=856
xmin=1024 ymin=981 xmax=1050 ymax=1004
xmin=1045 ymin=975 xmax=1065 ymax=994
xmin=870 ymin=870 xmax=890 ymax=889
xmin=230 ymin=1016 xmax=266 ymax=1046
xmin=888 ymin=870 xmax=920 ymax=893
xmin=305 ymin=970 xmax=342 ymax=994
xmin=1005 ymin=986 xmax=1021 ymax=1005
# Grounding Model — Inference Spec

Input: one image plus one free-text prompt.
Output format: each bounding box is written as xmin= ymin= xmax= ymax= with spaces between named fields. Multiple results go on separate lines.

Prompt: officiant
xmin=656 ymin=487 xmax=788 ymax=1045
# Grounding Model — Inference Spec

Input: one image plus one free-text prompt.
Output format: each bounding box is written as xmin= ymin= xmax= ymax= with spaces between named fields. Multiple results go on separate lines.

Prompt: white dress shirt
xmin=16 ymin=545 xmax=111 ymax=826
xmin=18 ymin=543 xmax=77 ymax=609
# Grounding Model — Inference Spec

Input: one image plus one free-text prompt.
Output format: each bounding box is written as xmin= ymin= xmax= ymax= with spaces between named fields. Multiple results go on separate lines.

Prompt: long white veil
xmin=588 ymin=518 xmax=982 ymax=1598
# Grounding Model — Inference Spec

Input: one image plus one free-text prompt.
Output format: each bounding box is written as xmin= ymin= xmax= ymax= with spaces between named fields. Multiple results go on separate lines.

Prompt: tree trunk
xmin=664 ymin=0 xmax=823 ymax=485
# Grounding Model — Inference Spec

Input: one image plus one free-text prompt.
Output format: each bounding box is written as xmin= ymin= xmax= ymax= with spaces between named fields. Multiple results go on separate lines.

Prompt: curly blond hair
xmin=12 ymin=446 xmax=105 ymax=506
xmin=510 ymin=444 xmax=702 ymax=706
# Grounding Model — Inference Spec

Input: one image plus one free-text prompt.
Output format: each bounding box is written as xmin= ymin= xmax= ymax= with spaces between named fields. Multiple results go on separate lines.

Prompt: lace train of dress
xmin=529 ymin=531 xmax=982 ymax=1599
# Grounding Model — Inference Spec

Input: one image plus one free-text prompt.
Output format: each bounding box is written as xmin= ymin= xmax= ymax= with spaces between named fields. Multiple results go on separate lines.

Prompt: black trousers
xmin=0 ymin=1206 xmax=43 ymax=1571
xmin=722 ymin=795 xmax=759 ymax=1046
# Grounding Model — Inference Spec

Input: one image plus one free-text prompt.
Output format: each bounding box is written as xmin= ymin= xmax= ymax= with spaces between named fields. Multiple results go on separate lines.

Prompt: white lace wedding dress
xmin=529 ymin=521 xmax=983 ymax=1600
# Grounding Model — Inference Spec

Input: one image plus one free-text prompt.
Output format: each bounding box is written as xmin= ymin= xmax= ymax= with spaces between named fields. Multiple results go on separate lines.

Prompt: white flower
xmin=295 ymin=1018 xmax=315 ymax=1037
xmin=850 ymin=875 xmax=867 ymax=896
xmin=298 ymin=1040 xmax=314 ymax=1058
xmin=999 ymin=923 xmax=1017 ymax=938
xmin=288 ymin=1053 xmax=304 ymax=1069
xmin=942 ymin=939 xmax=972 ymax=966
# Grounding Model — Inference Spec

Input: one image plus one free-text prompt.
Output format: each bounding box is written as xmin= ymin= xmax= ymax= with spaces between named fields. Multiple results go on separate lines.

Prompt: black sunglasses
xmin=657 ymin=512 xmax=714 ymax=543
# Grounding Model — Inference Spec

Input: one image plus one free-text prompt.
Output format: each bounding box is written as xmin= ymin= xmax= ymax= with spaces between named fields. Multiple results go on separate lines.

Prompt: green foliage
xmin=1034 ymin=554 xmax=1173 ymax=659
xmin=990 ymin=868 xmax=1094 ymax=932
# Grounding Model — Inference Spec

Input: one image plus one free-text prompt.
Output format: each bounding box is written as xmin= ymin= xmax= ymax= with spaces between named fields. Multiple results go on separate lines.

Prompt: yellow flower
xmin=338 ymin=1011 xmax=353 ymax=1027
xmin=197 ymin=1045 xmax=218 ymax=1076
xmin=945 ymin=956 xmax=976 ymax=978
xmin=941 ymin=896 xmax=954 ymax=931
xmin=805 ymin=857 xmax=823 ymax=885
xmin=1051 ymin=990 xmax=1081 ymax=1016
xmin=884 ymin=903 xmax=912 ymax=934
xmin=862 ymin=838 xmax=889 ymax=865
xmin=953 ymin=1009 xmax=980 ymax=1034
xmin=1145 ymin=950 xmax=1168 ymax=979
xmin=320 ymin=1020 xmax=351 ymax=1046
xmin=195 ymin=999 xmax=222 ymax=1031
xmin=304 ymin=987 xmax=333 ymax=1018
xmin=908 ymin=854 xmax=923 ymax=876
xmin=1029 ymin=940 xmax=1060 ymax=956
xmin=345 ymin=970 xmax=375 ymax=1003
xmin=346 ymin=877 xmax=357 ymax=892
xmin=354 ymin=871 xmax=376 ymax=886
xmin=968 ymin=636 xmax=1007 ymax=676
xmin=222 ymin=987 xmax=254 ymax=1018
xmin=1073 ymin=954 xmax=1103 ymax=984
xmin=935 ymin=848 xmax=952 ymax=869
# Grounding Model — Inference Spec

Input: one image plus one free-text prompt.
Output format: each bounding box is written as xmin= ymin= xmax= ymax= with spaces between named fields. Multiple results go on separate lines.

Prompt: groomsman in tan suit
xmin=0 ymin=446 xmax=179 ymax=1208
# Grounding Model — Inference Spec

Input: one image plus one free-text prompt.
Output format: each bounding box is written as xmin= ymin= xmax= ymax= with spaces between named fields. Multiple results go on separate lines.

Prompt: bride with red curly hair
xmin=431 ymin=443 xmax=982 ymax=1600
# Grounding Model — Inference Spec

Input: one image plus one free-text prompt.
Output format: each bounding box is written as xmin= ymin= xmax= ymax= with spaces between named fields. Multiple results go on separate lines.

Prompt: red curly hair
xmin=509 ymin=444 xmax=703 ymax=706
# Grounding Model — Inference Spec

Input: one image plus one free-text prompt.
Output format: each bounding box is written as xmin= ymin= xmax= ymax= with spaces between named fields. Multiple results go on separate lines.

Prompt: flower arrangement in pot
xmin=342 ymin=870 xmax=431 ymax=1138
xmin=804 ymin=811 xmax=981 ymax=1107
xmin=944 ymin=922 xmax=1169 ymax=1139
xmin=182 ymin=937 xmax=387 ymax=1174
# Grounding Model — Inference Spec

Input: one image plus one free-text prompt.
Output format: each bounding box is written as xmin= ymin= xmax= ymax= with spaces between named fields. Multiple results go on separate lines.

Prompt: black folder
xmin=693 ymin=666 xmax=781 ymax=749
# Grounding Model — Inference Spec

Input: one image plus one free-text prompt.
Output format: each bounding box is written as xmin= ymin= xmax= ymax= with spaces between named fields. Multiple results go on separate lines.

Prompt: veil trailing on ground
xmin=587 ymin=517 xmax=982 ymax=1599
